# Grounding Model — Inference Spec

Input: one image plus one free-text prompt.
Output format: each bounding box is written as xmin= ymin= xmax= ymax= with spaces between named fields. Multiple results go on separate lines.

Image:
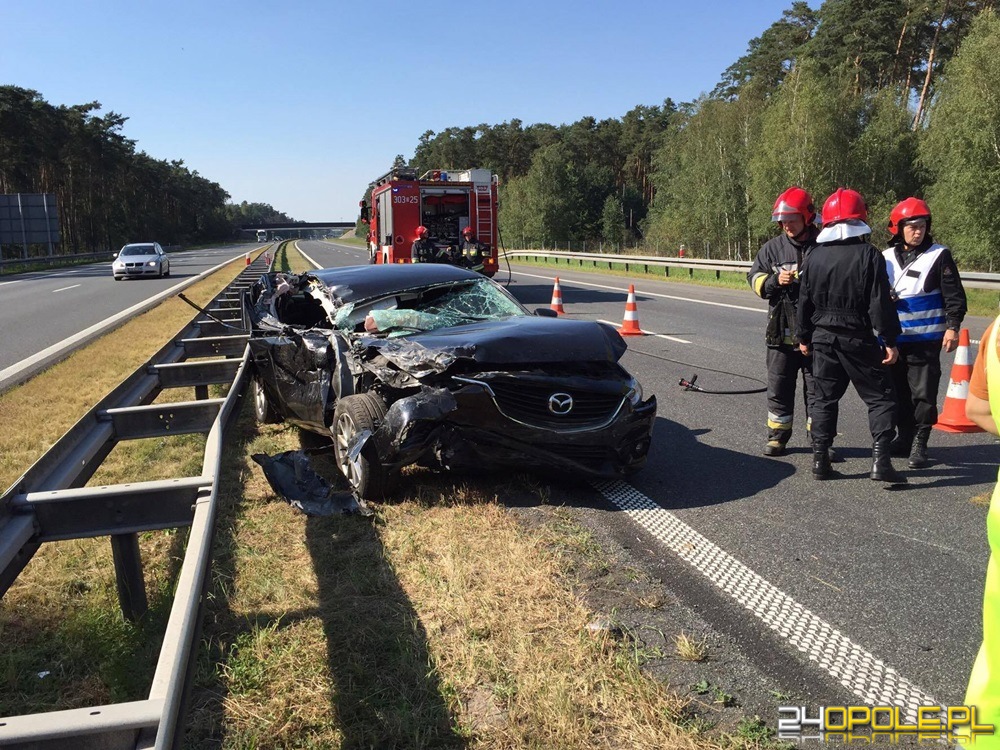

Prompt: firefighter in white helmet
xmin=748 ymin=187 xmax=823 ymax=458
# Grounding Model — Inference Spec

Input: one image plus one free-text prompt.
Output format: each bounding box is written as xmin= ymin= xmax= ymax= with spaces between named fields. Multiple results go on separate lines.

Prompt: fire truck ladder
xmin=473 ymin=180 xmax=495 ymax=244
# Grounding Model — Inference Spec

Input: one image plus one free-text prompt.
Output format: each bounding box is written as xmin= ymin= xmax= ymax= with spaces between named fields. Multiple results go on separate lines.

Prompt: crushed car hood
xmin=362 ymin=316 xmax=627 ymax=373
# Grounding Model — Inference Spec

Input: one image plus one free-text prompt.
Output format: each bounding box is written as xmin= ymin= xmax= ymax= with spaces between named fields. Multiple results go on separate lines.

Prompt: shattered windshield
xmin=331 ymin=279 xmax=527 ymax=336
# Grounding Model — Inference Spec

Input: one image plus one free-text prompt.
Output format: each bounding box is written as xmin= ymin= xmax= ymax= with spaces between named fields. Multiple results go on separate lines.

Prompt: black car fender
xmin=373 ymin=388 xmax=459 ymax=460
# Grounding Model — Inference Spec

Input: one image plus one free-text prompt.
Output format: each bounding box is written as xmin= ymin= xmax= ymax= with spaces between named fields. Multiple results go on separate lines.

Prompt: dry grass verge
xmin=184 ymin=402 xmax=719 ymax=749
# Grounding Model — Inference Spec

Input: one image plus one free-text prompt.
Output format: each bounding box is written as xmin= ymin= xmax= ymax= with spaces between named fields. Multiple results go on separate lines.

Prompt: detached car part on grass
xmin=244 ymin=264 xmax=656 ymax=499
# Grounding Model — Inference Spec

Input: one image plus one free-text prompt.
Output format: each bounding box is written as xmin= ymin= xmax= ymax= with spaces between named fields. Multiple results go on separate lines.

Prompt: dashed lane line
xmin=596 ymin=319 xmax=691 ymax=344
xmin=52 ymin=284 xmax=81 ymax=293
xmin=593 ymin=479 xmax=939 ymax=721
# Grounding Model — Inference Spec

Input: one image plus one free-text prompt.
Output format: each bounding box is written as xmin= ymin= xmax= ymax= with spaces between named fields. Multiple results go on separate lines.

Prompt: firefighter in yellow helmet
xmin=963 ymin=321 xmax=1000 ymax=747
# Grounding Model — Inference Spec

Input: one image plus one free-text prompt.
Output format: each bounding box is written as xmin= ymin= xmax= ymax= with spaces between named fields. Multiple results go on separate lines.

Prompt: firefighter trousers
xmin=891 ymin=341 xmax=943 ymax=433
xmin=809 ymin=337 xmax=897 ymax=448
xmin=765 ymin=345 xmax=815 ymax=444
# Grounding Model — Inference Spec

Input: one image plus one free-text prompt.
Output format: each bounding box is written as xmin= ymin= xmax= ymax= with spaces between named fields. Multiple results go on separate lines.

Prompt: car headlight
xmin=147 ymin=260 xmax=157 ymax=267
xmin=626 ymin=376 xmax=643 ymax=405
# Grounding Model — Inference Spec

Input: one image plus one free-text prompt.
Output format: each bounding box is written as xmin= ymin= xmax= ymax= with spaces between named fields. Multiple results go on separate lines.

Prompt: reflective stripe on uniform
xmin=767 ymin=412 xmax=793 ymax=430
xmin=751 ymin=272 xmax=769 ymax=298
xmin=885 ymin=246 xmax=949 ymax=343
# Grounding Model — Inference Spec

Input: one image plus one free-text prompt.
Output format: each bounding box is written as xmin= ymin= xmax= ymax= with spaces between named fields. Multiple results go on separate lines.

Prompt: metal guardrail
xmin=0 ymin=252 xmax=274 ymax=749
xmin=0 ymin=251 xmax=112 ymax=271
xmin=500 ymin=249 xmax=1000 ymax=290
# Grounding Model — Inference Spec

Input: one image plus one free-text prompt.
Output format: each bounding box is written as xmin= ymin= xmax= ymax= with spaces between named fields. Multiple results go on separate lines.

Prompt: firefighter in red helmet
xmin=883 ymin=197 xmax=967 ymax=468
xmin=748 ymin=187 xmax=823 ymax=457
xmin=460 ymin=225 xmax=488 ymax=273
xmin=411 ymin=225 xmax=436 ymax=263
xmin=796 ymin=188 xmax=905 ymax=484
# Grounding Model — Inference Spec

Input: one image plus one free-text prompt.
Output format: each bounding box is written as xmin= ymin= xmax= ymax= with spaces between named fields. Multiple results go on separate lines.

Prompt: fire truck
xmin=361 ymin=166 xmax=500 ymax=277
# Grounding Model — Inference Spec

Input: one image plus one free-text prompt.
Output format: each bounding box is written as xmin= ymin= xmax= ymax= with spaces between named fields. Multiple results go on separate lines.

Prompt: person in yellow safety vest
xmin=460 ymin=226 xmax=488 ymax=273
xmin=963 ymin=319 xmax=1000 ymax=747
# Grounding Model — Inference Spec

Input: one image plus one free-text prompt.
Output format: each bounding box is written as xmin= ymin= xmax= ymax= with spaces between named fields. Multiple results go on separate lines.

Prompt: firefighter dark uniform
xmin=461 ymin=233 xmax=488 ymax=273
xmin=411 ymin=226 xmax=436 ymax=263
xmin=797 ymin=188 xmax=905 ymax=484
xmin=748 ymin=187 xmax=820 ymax=456
xmin=883 ymin=197 xmax=967 ymax=468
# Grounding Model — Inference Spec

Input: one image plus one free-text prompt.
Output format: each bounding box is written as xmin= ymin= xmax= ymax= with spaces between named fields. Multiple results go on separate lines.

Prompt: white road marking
xmin=52 ymin=284 xmax=81 ymax=293
xmin=508 ymin=269 xmax=765 ymax=313
xmin=295 ymin=242 xmax=323 ymax=270
xmin=597 ymin=319 xmax=691 ymax=344
xmin=593 ymin=480 xmax=938 ymax=721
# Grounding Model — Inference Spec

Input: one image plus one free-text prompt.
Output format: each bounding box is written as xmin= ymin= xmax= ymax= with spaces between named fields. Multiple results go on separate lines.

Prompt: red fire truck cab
xmin=363 ymin=167 xmax=499 ymax=277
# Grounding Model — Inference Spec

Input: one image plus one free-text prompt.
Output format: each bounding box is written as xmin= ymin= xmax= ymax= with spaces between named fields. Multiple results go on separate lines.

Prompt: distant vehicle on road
xmin=112 ymin=243 xmax=170 ymax=280
xmin=256 ymin=230 xmax=268 ymax=242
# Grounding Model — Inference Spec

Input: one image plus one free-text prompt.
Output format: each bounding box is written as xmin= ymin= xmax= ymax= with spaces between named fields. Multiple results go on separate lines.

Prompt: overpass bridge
xmin=241 ymin=222 xmax=356 ymax=241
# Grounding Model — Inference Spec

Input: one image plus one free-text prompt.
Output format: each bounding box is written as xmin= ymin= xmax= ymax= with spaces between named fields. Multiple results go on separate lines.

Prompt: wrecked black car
xmin=244 ymin=264 xmax=656 ymax=499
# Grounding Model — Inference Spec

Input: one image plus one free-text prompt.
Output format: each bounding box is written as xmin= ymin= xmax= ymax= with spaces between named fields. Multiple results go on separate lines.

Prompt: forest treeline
xmin=0 ymin=86 xmax=298 ymax=257
xmin=402 ymin=0 xmax=1000 ymax=270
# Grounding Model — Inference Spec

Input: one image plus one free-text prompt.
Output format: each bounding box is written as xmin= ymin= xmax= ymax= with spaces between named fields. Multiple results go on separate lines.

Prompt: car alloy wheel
xmin=252 ymin=375 xmax=281 ymax=424
xmin=332 ymin=393 xmax=389 ymax=500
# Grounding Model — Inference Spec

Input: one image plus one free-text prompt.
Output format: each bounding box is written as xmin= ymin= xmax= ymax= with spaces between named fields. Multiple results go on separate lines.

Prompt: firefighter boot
xmin=889 ymin=428 xmax=914 ymax=458
xmin=908 ymin=425 xmax=932 ymax=469
xmin=812 ymin=446 xmax=832 ymax=480
xmin=763 ymin=431 xmax=789 ymax=457
xmin=871 ymin=440 xmax=907 ymax=485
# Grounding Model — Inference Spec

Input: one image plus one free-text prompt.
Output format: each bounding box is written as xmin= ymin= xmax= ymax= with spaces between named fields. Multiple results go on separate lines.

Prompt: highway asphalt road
xmin=8 ymin=236 xmax=997 ymax=723
xmin=295 ymin=239 xmax=999 ymax=718
xmin=0 ymin=243 xmax=263 ymax=372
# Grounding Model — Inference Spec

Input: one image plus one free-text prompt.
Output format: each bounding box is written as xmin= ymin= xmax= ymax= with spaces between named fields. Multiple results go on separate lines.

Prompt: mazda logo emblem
xmin=548 ymin=393 xmax=574 ymax=415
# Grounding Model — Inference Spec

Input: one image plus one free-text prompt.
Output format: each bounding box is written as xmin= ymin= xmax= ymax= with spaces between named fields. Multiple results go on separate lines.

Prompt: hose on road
xmin=628 ymin=347 xmax=767 ymax=395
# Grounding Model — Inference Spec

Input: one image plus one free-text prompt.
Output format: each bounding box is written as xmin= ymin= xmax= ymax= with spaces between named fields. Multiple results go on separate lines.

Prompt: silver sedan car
xmin=112 ymin=243 xmax=171 ymax=280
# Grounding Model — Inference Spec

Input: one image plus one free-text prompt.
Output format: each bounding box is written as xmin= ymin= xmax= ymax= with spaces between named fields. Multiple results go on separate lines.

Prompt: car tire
xmin=333 ymin=393 xmax=390 ymax=500
xmin=252 ymin=375 xmax=282 ymax=424
xmin=163 ymin=263 xmax=170 ymax=278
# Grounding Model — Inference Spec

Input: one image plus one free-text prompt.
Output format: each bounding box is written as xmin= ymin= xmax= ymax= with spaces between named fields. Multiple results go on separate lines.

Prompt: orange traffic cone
xmin=550 ymin=277 xmax=565 ymax=315
xmin=617 ymin=284 xmax=643 ymax=336
xmin=245 ymin=252 xmax=251 ymax=266
xmin=935 ymin=328 xmax=983 ymax=433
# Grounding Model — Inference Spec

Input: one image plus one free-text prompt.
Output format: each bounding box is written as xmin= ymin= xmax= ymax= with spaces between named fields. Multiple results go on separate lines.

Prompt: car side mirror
xmin=534 ymin=307 xmax=558 ymax=318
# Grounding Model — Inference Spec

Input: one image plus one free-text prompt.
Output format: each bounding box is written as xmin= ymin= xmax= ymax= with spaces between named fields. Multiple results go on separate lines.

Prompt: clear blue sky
xmin=3 ymin=1 xmax=791 ymax=222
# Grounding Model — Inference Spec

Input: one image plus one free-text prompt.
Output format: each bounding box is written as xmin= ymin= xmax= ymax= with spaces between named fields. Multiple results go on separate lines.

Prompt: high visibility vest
xmin=967 ymin=317 xmax=1000 ymax=747
xmin=884 ymin=245 xmax=948 ymax=343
